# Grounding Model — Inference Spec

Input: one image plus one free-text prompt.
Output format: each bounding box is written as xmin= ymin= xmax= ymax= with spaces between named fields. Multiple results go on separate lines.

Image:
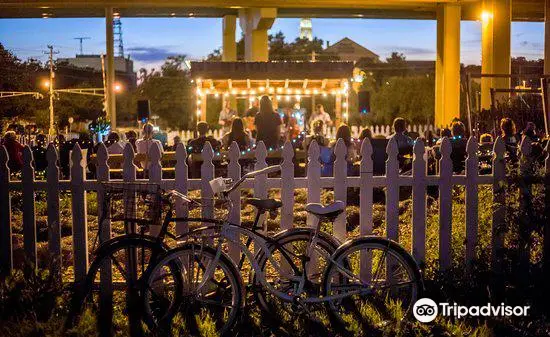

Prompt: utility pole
xmin=45 ymin=45 xmax=59 ymax=135
xmin=73 ymin=37 xmax=90 ymax=55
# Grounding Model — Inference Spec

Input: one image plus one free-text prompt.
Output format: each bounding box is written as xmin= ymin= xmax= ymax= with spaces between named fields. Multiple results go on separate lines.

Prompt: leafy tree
xmin=135 ymin=55 xmax=194 ymax=130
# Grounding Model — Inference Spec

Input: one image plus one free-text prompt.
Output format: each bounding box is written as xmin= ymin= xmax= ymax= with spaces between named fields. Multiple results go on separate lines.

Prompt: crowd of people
xmin=1 ymin=95 xmax=547 ymax=178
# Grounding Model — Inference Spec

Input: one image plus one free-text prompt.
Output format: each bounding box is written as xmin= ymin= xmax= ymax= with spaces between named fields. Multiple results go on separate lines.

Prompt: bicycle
xmin=65 ymin=166 xmax=339 ymax=335
xmin=143 ymin=166 xmax=424 ymax=336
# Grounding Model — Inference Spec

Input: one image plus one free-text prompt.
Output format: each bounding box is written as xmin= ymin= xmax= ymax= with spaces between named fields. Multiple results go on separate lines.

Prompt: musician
xmin=218 ymin=100 xmax=237 ymax=135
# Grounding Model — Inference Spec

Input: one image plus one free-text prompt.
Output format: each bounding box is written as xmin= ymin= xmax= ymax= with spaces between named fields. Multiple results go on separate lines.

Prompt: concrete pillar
xmin=239 ymin=8 xmax=276 ymax=61
xmin=481 ymin=0 xmax=511 ymax=110
xmin=435 ymin=3 xmax=461 ymax=127
xmin=222 ymin=15 xmax=237 ymax=61
xmin=105 ymin=7 xmax=116 ymax=129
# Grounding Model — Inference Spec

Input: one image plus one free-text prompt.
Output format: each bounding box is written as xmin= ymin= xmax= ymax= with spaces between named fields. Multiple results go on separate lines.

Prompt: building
xmin=324 ymin=37 xmax=379 ymax=63
xmin=57 ymin=54 xmax=137 ymax=90
xmin=299 ymin=18 xmax=313 ymax=41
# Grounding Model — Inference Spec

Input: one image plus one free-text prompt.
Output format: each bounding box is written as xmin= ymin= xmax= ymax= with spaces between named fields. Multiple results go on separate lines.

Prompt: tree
xmin=136 ymin=55 xmax=194 ymax=130
xmin=206 ymin=31 xmax=338 ymax=62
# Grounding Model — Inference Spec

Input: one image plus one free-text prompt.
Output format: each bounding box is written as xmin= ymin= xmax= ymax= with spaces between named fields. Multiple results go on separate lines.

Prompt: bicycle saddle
xmin=305 ymin=201 xmax=345 ymax=218
xmin=246 ymin=198 xmax=283 ymax=211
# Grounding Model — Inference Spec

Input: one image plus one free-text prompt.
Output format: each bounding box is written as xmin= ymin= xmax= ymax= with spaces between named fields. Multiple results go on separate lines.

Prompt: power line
xmin=74 ymin=37 xmax=91 ymax=55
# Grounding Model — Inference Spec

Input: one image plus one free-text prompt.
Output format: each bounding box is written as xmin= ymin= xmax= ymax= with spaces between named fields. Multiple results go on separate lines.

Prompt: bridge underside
xmin=0 ymin=1 xmax=545 ymax=21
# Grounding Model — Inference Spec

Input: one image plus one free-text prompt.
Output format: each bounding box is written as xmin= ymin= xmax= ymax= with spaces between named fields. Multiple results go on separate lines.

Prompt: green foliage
xmin=367 ymin=75 xmax=435 ymax=125
xmin=136 ymin=55 xmax=194 ymax=130
xmin=207 ymin=31 xmax=339 ymax=62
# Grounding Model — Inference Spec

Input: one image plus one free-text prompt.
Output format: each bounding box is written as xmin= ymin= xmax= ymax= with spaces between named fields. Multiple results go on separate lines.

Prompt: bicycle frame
xmin=196 ymin=221 xmax=371 ymax=304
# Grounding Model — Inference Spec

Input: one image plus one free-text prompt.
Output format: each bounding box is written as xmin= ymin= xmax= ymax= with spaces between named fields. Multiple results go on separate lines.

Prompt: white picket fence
xmin=0 ymin=136 xmax=548 ymax=283
xmin=168 ymin=124 xmax=434 ymax=144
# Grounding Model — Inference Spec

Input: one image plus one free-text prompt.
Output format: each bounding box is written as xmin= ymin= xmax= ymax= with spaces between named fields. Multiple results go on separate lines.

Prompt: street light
xmin=114 ymin=83 xmax=123 ymax=93
xmin=43 ymin=80 xmax=50 ymax=88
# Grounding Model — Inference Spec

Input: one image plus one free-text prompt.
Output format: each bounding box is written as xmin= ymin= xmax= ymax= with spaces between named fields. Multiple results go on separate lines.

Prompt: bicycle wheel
xmin=252 ymin=228 xmax=339 ymax=331
xmin=143 ymin=243 xmax=244 ymax=336
xmin=65 ymin=236 xmax=169 ymax=336
xmin=322 ymin=237 xmax=423 ymax=335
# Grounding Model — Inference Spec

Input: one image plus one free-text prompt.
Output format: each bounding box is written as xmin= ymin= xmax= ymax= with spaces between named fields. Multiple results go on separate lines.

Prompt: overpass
xmin=2 ymin=0 xmax=550 ymax=127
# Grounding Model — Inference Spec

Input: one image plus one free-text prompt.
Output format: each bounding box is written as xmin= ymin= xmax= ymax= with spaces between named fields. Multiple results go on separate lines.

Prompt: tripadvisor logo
xmin=413 ymin=298 xmax=530 ymax=323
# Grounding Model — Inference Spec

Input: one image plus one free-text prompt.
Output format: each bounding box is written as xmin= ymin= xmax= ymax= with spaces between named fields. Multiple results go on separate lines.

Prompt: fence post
xmin=385 ymin=137 xmax=399 ymax=242
xmin=491 ymin=137 xmax=506 ymax=273
xmin=46 ymin=144 xmax=61 ymax=277
xmin=70 ymin=143 xmax=88 ymax=282
xmin=333 ymin=138 xmax=347 ymax=241
xmin=412 ymin=139 xmax=426 ymax=265
xmin=439 ymin=137 xmax=453 ymax=270
xmin=280 ymin=141 xmax=294 ymax=231
xmin=21 ymin=146 xmax=37 ymax=267
xmin=0 ymin=146 xmax=12 ymax=275
xmin=174 ymin=143 xmax=189 ymax=235
xmin=465 ymin=137 xmax=479 ymax=266
xmin=359 ymin=138 xmax=373 ymax=281
xmin=227 ymin=142 xmax=241 ymax=261
xmin=201 ymin=142 xmax=215 ymax=221
xmin=307 ymin=141 xmax=321 ymax=228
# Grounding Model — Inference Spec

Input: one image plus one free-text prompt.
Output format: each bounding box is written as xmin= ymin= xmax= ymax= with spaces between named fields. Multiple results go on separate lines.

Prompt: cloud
xmin=383 ymin=46 xmax=434 ymax=56
xmin=519 ymin=40 xmax=542 ymax=50
xmin=126 ymin=46 xmax=180 ymax=62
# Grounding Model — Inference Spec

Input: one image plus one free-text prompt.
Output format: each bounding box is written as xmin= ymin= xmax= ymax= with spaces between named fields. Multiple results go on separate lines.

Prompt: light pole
xmin=46 ymin=45 xmax=59 ymax=135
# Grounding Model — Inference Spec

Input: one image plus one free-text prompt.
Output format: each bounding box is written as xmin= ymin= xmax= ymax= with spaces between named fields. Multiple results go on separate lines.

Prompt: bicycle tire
xmin=143 ymin=242 xmax=245 ymax=337
xmin=321 ymin=236 xmax=424 ymax=335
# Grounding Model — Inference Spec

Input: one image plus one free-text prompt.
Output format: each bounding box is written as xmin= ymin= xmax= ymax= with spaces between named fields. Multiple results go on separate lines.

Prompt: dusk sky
xmin=0 ymin=17 xmax=545 ymax=71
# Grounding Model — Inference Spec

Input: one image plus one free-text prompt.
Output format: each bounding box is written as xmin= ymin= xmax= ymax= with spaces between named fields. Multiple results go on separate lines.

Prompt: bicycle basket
xmin=100 ymin=182 xmax=164 ymax=228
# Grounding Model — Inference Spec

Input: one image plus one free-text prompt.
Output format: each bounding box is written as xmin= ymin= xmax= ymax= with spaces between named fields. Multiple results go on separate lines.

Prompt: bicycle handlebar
xmin=225 ymin=165 xmax=281 ymax=195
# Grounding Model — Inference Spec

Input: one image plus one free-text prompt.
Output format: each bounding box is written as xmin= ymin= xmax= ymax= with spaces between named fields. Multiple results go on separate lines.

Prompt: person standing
xmin=219 ymin=100 xmax=237 ymax=135
xmin=254 ymin=96 xmax=282 ymax=149
xmin=222 ymin=117 xmax=253 ymax=151
xmin=136 ymin=123 xmax=164 ymax=169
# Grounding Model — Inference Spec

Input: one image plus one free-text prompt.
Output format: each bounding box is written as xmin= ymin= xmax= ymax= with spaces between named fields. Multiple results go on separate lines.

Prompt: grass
xmin=2 ymin=173 xmax=550 ymax=336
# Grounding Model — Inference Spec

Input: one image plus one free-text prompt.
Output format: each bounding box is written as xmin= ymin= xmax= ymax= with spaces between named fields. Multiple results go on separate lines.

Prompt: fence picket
xmin=148 ymin=144 xmax=162 ymax=236
xmin=385 ymin=137 xmax=399 ymax=242
xmin=227 ymin=142 xmax=241 ymax=261
xmin=412 ymin=139 xmax=426 ymax=264
xmin=254 ymin=141 xmax=268 ymax=199
xmin=46 ymin=144 xmax=61 ymax=276
xmin=201 ymin=142 xmax=215 ymax=221
xmin=95 ymin=143 xmax=113 ymax=325
xmin=70 ymin=144 xmax=88 ymax=282
xmin=22 ymin=146 xmax=37 ymax=267
xmin=491 ymin=137 xmax=506 ymax=273
xmin=359 ymin=139 xmax=374 ymax=281
xmin=465 ymin=137 xmax=479 ymax=265
xmin=280 ymin=141 xmax=294 ymax=231
xmin=0 ymin=146 xmax=12 ymax=274
xmin=439 ymin=137 xmax=453 ymax=270
xmin=307 ymin=141 xmax=321 ymax=228
xmin=333 ymin=139 xmax=347 ymax=241
xmin=174 ymin=143 xmax=189 ymax=235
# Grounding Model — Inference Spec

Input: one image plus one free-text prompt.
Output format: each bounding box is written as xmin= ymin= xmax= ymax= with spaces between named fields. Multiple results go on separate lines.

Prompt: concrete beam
xmin=222 ymin=15 xmax=237 ymax=61
xmin=435 ymin=3 xmax=461 ymax=127
xmin=239 ymin=8 xmax=276 ymax=61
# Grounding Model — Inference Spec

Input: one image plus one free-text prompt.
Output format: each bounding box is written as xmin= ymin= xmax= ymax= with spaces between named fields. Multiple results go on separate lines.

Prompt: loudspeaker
xmin=358 ymin=90 xmax=370 ymax=114
xmin=137 ymin=100 xmax=150 ymax=121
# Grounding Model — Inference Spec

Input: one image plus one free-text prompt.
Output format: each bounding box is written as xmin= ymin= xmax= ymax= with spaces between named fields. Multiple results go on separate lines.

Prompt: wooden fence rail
xmin=0 ymin=136 xmax=548 ymax=283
